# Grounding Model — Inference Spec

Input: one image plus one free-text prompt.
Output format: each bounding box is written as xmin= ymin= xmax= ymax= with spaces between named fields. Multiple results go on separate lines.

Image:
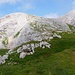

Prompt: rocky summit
xmin=59 ymin=10 xmax=75 ymax=25
xmin=0 ymin=11 xmax=73 ymax=64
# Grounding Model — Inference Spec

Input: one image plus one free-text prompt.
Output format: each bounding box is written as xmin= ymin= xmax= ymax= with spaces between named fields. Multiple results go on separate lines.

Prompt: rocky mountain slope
xmin=0 ymin=12 xmax=71 ymax=64
xmin=59 ymin=10 xmax=75 ymax=25
xmin=0 ymin=12 xmax=70 ymax=49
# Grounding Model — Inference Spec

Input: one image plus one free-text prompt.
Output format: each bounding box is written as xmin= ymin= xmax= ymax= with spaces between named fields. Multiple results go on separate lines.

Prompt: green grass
xmin=0 ymin=33 xmax=75 ymax=75
xmin=67 ymin=23 xmax=75 ymax=32
xmin=2 ymin=37 xmax=8 ymax=47
xmin=0 ymin=49 xmax=8 ymax=55
xmin=14 ymin=29 xmax=22 ymax=38
xmin=14 ymin=31 xmax=20 ymax=38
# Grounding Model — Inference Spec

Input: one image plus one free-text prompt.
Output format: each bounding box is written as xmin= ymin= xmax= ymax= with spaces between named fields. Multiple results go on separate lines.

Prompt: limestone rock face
xmin=0 ymin=12 xmax=70 ymax=50
xmin=0 ymin=12 xmax=71 ymax=64
xmin=58 ymin=10 xmax=75 ymax=25
xmin=0 ymin=54 xmax=8 ymax=64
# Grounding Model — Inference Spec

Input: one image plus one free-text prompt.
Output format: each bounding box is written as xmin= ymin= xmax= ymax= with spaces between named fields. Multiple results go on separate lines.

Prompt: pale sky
xmin=0 ymin=0 xmax=75 ymax=18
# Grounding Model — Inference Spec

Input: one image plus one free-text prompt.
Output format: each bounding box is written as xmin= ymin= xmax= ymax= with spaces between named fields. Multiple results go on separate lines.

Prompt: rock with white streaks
xmin=0 ymin=11 xmax=72 ymax=64
xmin=19 ymin=52 xmax=27 ymax=59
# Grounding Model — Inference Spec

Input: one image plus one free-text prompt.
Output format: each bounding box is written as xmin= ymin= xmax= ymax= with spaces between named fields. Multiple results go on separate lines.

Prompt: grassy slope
xmin=0 ymin=33 xmax=75 ymax=75
xmin=0 ymin=49 xmax=8 ymax=56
